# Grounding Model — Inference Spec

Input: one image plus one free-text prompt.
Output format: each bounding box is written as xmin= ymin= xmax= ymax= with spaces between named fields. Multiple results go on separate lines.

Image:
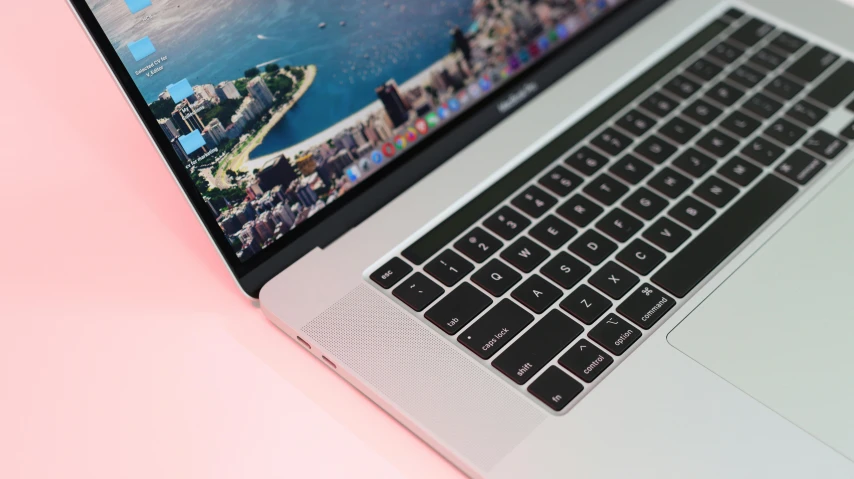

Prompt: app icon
xmin=359 ymin=158 xmax=372 ymax=173
xmin=518 ymin=50 xmax=530 ymax=64
xmin=346 ymin=166 xmax=361 ymax=182
xmin=508 ymin=55 xmax=521 ymax=71
xmin=537 ymin=36 xmax=549 ymax=51
xmin=437 ymin=106 xmax=450 ymax=120
xmin=128 ymin=36 xmax=156 ymax=61
xmin=425 ymin=112 xmax=440 ymax=128
xmin=124 ymin=0 xmax=152 ymax=14
xmin=478 ymin=76 xmax=492 ymax=92
xmin=548 ymin=30 xmax=559 ymax=43
xmin=394 ymin=134 xmax=408 ymax=150
xmin=415 ymin=118 xmax=429 ymax=135
xmin=528 ymin=43 xmax=541 ymax=58
xmin=500 ymin=66 xmax=511 ymax=79
xmin=370 ymin=150 xmax=384 ymax=164
xmin=381 ymin=142 xmax=396 ymax=157
xmin=167 ymin=79 xmax=194 ymax=104
xmin=448 ymin=98 xmax=461 ymax=112
xmin=406 ymin=127 xmax=418 ymax=142
xmin=456 ymin=90 xmax=471 ymax=106
xmin=467 ymin=83 xmax=483 ymax=99
xmin=556 ymin=24 xmax=569 ymax=40
xmin=178 ymin=130 xmax=206 ymax=155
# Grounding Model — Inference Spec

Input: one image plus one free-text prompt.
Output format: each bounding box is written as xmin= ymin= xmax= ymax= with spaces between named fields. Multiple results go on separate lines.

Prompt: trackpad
xmin=668 ymin=163 xmax=854 ymax=461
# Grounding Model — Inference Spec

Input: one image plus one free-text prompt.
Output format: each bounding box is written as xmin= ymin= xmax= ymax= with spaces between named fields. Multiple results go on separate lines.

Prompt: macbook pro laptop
xmin=69 ymin=0 xmax=854 ymax=476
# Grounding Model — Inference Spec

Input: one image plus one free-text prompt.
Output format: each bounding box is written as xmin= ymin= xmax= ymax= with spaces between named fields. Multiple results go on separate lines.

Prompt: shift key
xmin=459 ymin=299 xmax=534 ymax=359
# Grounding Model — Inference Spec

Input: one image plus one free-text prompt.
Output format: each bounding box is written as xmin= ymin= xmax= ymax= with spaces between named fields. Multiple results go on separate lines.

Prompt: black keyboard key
xmin=728 ymin=18 xmax=774 ymax=47
xmin=660 ymin=116 xmax=701 ymax=145
xmin=484 ymin=206 xmax=531 ymax=240
xmin=454 ymin=227 xmax=503 ymax=263
xmin=683 ymin=99 xmax=723 ymax=125
xmin=706 ymin=81 xmax=744 ymax=107
xmin=527 ymin=366 xmax=583 ymax=411
xmin=371 ymin=257 xmax=413 ymax=289
xmin=424 ymin=282 xmax=492 ymax=334
xmin=648 ymin=167 xmax=693 ymax=199
xmin=556 ymin=194 xmax=604 ymax=227
xmin=588 ymin=314 xmax=642 ymax=356
xmin=848 ymin=100 xmax=854 ymax=113
xmin=653 ymin=175 xmax=797 ymax=297
xmin=560 ymin=284 xmax=612 ymax=325
xmin=664 ymin=74 xmax=702 ymax=99
xmin=596 ymin=208 xmax=643 ymax=243
xmin=589 ymin=262 xmax=639 ymax=300
xmin=804 ymin=131 xmax=848 ymax=160
xmin=610 ymin=154 xmax=653 ymax=185
xmin=501 ymin=236 xmax=549 ymax=273
xmin=708 ymin=40 xmax=744 ymax=64
xmin=559 ymin=339 xmax=613 ymax=383
xmin=765 ymin=118 xmax=807 ymax=146
xmin=765 ymin=75 xmax=803 ymax=101
xmin=591 ymin=127 xmax=632 ymax=156
xmin=493 ymin=310 xmax=583 ymax=385
xmin=696 ymin=129 xmax=740 ymax=158
xmin=686 ymin=57 xmax=723 ymax=81
xmin=741 ymin=136 xmax=785 ymax=166
xmin=617 ymin=284 xmax=676 ymax=330
xmin=529 ymin=215 xmax=577 ymax=250
xmin=616 ymin=109 xmax=656 ymax=137
xmin=584 ymin=174 xmax=629 ymax=206
xmin=641 ymin=92 xmax=679 ymax=118
xmin=722 ymin=8 xmax=745 ymax=21
xmin=786 ymin=100 xmax=827 ymax=127
xmin=808 ymin=61 xmax=854 ymax=108
xmin=471 ymin=259 xmax=522 ymax=297
xmin=459 ymin=299 xmax=533 ymax=359
xmin=843 ymin=121 xmax=854 ymax=141
xmin=622 ymin=187 xmax=669 ymax=220
xmin=541 ymin=252 xmax=591 ymax=289
xmin=512 ymin=274 xmax=562 ymax=314
xmin=570 ymin=230 xmax=617 ymax=266
xmin=770 ymin=31 xmax=806 ymax=54
xmin=616 ymin=239 xmax=666 ymax=275
xmin=744 ymin=93 xmax=783 ymax=119
xmin=673 ymin=148 xmax=716 ymax=178
xmin=392 ymin=272 xmax=445 ymax=312
xmin=727 ymin=64 xmax=765 ymax=88
xmin=511 ymin=185 xmax=557 ymax=218
xmin=635 ymin=135 xmax=677 ymax=164
xmin=643 ymin=217 xmax=691 ymax=252
xmin=720 ymin=110 xmax=761 ymax=139
xmin=786 ymin=46 xmax=839 ymax=83
xmin=538 ymin=165 xmax=583 ymax=197
xmin=719 ymin=156 xmax=762 ymax=187
xmin=776 ymin=150 xmax=826 ymax=185
xmin=694 ymin=175 xmax=739 ymax=208
xmin=749 ymin=47 xmax=786 ymax=71
xmin=669 ymin=196 xmax=715 ymax=230
xmin=424 ymin=249 xmax=474 ymax=286
xmin=566 ymin=146 xmax=609 ymax=176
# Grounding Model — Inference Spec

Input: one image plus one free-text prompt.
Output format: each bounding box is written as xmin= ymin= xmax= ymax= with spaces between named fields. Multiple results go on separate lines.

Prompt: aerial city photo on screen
xmin=91 ymin=0 xmax=621 ymax=261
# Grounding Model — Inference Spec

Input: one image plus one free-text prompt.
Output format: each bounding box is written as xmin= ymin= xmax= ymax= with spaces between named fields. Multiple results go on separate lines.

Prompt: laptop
xmin=69 ymin=0 xmax=854 ymax=476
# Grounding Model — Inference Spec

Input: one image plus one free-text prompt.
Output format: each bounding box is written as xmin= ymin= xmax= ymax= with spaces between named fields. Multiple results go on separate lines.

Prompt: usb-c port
xmin=321 ymin=356 xmax=337 ymax=369
xmin=296 ymin=336 xmax=311 ymax=350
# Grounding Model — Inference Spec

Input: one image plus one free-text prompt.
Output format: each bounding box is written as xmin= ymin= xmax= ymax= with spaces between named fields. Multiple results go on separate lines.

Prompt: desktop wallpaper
xmin=87 ymin=0 xmax=622 ymax=261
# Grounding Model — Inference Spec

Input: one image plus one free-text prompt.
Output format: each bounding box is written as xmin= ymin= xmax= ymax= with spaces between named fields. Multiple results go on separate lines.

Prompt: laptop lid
xmin=68 ymin=0 xmax=662 ymax=297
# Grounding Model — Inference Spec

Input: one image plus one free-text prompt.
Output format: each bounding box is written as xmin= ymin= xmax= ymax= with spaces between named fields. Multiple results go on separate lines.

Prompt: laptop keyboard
xmin=368 ymin=7 xmax=854 ymax=412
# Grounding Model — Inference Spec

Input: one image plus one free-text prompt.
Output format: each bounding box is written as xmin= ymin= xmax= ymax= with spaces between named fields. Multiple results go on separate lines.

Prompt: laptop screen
xmin=84 ymin=0 xmax=627 ymax=264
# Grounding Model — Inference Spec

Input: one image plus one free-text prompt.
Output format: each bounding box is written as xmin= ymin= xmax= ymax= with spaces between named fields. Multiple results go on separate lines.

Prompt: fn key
xmin=527 ymin=366 xmax=583 ymax=411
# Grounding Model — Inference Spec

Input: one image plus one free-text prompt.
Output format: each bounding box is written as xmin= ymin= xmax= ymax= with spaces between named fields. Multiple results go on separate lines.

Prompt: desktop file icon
xmin=128 ymin=37 xmax=156 ymax=61
xmin=124 ymin=0 xmax=152 ymax=14
xmin=178 ymin=130 xmax=206 ymax=155
xmin=167 ymin=79 xmax=194 ymax=103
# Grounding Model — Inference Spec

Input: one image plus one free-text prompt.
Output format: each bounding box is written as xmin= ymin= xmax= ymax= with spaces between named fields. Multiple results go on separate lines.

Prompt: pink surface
xmin=0 ymin=2 xmax=462 ymax=478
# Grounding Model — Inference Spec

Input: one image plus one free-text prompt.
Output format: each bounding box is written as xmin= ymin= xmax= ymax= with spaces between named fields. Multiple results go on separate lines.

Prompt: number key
xmin=484 ymin=206 xmax=530 ymax=240
xmin=424 ymin=249 xmax=474 ymax=286
xmin=454 ymin=227 xmax=502 ymax=263
xmin=566 ymin=146 xmax=609 ymax=176
xmin=512 ymin=185 xmax=557 ymax=218
xmin=538 ymin=165 xmax=583 ymax=197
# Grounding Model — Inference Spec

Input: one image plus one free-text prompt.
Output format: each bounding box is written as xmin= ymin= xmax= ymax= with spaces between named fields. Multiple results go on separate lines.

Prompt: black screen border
xmin=67 ymin=0 xmax=668 ymax=297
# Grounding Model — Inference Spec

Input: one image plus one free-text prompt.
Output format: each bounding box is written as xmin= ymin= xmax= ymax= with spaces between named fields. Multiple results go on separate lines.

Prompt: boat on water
xmin=318 ymin=22 xmax=327 ymax=29
xmin=340 ymin=20 xmax=346 ymax=27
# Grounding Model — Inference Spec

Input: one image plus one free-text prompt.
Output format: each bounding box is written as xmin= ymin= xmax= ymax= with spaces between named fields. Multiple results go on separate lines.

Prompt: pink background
xmin=0 ymin=1 xmax=462 ymax=477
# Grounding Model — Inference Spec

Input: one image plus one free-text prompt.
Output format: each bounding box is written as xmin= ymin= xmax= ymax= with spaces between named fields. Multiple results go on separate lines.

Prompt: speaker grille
xmin=302 ymin=284 xmax=545 ymax=472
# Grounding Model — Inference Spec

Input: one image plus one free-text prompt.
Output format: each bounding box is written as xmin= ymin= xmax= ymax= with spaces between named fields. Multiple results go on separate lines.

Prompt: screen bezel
xmin=67 ymin=0 xmax=668 ymax=298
